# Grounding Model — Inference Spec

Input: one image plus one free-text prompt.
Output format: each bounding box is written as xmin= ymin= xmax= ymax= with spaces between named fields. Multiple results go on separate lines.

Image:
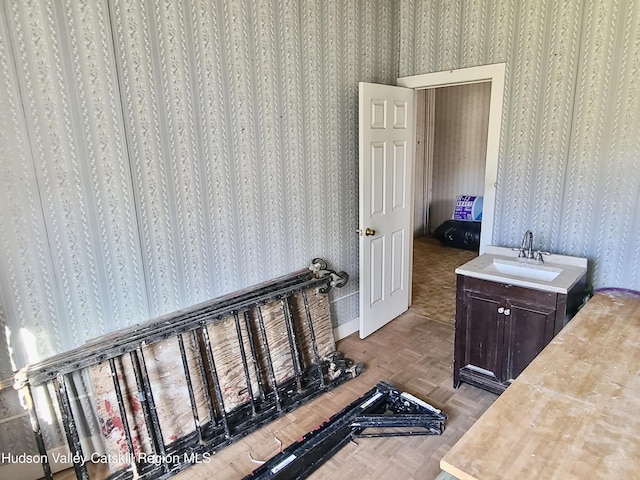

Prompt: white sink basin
xmin=455 ymin=246 xmax=588 ymax=293
xmin=485 ymin=258 xmax=562 ymax=282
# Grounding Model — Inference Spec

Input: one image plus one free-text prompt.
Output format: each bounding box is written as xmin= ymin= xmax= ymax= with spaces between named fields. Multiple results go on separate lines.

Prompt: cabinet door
xmin=461 ymin=290 xmax=505 ymax=382
xmin=502 ymin=300 xmax=556 ymax=382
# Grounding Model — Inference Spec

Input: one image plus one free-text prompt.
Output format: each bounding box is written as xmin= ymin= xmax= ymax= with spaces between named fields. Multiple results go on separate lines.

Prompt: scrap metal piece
xmin=309 ymin=258 xmax=348 ymax=293
xmin=244 ymin=381 xmax=447 ymax=480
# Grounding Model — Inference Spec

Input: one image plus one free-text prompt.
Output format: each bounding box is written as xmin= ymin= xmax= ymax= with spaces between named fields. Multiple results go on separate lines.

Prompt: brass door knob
xmin=365 ymin=228 xmax=376 ymax=236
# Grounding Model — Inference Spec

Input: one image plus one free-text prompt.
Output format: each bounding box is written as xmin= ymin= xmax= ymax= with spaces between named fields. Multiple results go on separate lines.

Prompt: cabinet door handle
xmin=504 ymin=308 xmax=511 ymax=316
xmin=497 ymin=307 xmax=504 ymax=314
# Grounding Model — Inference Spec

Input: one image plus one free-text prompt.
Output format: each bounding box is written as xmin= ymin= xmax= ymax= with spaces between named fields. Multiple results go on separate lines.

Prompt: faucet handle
xmin=535 ymin=250 xmax=551 ymax=263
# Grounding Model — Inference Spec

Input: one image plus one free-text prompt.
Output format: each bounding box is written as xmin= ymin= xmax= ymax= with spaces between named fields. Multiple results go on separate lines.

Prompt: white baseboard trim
xmin=333 ymin=317 xmax=359 ymax=341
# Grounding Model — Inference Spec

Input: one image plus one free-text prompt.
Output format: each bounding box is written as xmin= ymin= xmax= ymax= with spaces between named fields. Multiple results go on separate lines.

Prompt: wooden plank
xmin=440 ymin=290 xmax=640 ymax=480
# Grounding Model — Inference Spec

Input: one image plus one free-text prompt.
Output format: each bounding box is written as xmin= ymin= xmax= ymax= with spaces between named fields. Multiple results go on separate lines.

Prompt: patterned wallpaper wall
xmin=3 ymin=0 xmax=638 ymax=373
xmin=0 ymin=0 xmax=397 ymax=372
xmin=399 ymin=0 xmax=640 ymax=290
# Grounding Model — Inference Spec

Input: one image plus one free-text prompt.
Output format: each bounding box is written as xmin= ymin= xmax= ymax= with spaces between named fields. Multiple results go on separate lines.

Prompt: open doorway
xmin=410 ymin=83 xmax=490 ymax=324
xmin=398 ymin=64 xmax=505 ymax=325
xmin=398 ymin=63 xmax=505 ymax=252
xmin=414 ymin=83 xmax=490 ymax=237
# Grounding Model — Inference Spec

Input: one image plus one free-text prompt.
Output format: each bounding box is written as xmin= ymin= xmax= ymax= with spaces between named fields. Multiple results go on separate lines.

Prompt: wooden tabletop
xmin=440 ymin=290 xmax=640 ymax=480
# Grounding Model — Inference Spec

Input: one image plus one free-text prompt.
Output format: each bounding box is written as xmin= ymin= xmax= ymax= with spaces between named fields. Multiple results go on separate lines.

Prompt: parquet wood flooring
xmin=410 ymin=236 xmax=477 ymax=325
xmin=173 ymin=312 xmax=496 ymax=480
xmin=172 ymin=239 xmax=495 ymax=480
xmin=54 ymin=239 xmax=494 ymax=480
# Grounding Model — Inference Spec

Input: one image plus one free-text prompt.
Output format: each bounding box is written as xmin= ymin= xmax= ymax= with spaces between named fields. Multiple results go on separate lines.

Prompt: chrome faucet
xmin=519 ymin=230 xmax=534 ymax=259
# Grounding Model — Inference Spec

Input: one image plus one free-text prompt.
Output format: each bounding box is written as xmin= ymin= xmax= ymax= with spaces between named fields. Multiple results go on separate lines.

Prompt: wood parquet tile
xmin=56 ymin=240 xmax=494 ymax=480
xmin=410 ymin=236 xmax=477 ymax=325
xmin=170 ymin=240 xmax=494 ymax=480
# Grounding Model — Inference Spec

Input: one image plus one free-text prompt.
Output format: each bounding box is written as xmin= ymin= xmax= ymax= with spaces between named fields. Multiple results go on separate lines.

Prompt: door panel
xmin=503 ymin=302 xmax=556 ymax=381
xmin=370 ymin=143 xmax=386 ymax=215
xmin=370 ymin=236 xmax=384 ymax=305
xmin=392 ymin=142 xmax=407 ymax=209
xmin=359 ymin=82 xmax=414 ymax=338
xmin=464 ymin=292 xmax=504 ymax=381
xmin=393 ymin=100 xmax=408 ymax=128
xmin=390 ymin=229 xmax=405 ymax=294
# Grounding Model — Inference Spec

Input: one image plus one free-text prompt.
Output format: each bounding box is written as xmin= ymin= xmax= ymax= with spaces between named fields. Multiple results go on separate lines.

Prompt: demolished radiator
xmin=9 ymin=259 xmax=359 ymax=480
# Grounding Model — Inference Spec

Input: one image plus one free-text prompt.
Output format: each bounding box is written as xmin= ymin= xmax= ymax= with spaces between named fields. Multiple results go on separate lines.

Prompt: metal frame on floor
xmin=8 ymin=259 xmax=355 ymax=480
xmin=244 ymin=381 xmax=447 ymax=480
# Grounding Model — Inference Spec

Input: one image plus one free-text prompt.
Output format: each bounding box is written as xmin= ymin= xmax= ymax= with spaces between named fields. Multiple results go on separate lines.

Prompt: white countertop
xmin=455 ymin=246 xmax=587 ymax=294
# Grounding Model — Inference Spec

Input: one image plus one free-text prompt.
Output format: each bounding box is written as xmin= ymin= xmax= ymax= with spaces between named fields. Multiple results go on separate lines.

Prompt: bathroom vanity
xmin=453 ymin=246 xmax=587 ymax=394
xmin=441 ymin=290 xmax=640 ymax=480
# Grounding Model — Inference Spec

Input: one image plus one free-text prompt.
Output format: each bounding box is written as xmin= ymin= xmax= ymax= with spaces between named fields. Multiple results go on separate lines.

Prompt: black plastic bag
xmin=432 ymin=220 xmax=481 ymax=251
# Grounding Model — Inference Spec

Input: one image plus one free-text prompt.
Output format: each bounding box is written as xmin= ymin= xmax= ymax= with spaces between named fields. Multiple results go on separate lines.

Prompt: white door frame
xmin=398 ymin=63 xmax=506 ymax=255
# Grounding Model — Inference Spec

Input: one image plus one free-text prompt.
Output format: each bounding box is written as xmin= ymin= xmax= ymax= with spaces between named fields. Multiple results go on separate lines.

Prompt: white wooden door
xmin=359 ymin=82 xmax=414 ymax=338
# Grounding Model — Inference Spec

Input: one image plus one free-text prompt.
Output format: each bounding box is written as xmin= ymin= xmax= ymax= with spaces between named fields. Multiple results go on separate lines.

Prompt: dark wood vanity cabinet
xmin=454 ymin=275 xmax=585 ymax=394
